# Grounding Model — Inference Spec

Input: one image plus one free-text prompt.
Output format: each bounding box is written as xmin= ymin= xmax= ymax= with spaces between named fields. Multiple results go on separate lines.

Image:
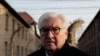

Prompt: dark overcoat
xmin=28 ymin=43 xmax=89 ymax=56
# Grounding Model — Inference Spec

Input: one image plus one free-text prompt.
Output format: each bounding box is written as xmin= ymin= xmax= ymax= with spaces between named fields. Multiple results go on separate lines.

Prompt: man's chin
xmin=46 ymin=45 xmax=56 ymax=51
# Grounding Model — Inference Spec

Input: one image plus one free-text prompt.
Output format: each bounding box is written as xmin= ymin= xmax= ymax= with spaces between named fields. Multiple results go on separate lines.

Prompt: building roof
xmin=78 ymin=9 xmax=100 ymax=42
xmin=18 ymin=12 xmax=36 ymax=25
xmin=0 ymin=0 xmax=30 ymax=28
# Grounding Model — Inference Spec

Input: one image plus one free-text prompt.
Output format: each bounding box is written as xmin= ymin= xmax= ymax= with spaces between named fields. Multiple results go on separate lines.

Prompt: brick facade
xmin=0 ymin=1 xmax=40 ymax=56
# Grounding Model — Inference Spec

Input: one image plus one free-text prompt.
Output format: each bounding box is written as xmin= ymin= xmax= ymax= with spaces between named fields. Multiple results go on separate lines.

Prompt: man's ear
xmin=65 ymin=31 xmax=68 ymax=39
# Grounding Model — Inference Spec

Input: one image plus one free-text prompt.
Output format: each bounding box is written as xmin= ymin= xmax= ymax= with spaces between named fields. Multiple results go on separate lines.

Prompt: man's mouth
xmin=46 ymin=41 xmax=55 ymax=44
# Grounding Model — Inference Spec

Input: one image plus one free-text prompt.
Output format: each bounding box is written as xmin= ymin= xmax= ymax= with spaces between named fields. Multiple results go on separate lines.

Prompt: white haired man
xmin=28 ymin=12 xmax=89 ymax=56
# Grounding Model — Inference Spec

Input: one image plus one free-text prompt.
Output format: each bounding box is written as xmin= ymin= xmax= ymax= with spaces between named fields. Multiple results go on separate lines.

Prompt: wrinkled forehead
xmin=40 ymin=17 xmax=63 ymax=29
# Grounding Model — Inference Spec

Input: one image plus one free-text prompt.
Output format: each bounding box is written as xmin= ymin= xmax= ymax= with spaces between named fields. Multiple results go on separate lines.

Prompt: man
xmin=28 ymin=12 xmax=89 ymax=56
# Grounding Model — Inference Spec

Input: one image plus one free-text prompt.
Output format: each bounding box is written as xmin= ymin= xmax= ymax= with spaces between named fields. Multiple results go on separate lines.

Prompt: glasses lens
xmin=52 ymin=28 xmax=60 ymax=34
xmin=40 ymin=27 xmax=60 ymax=35
xmin=40 ymin=28 xmax=48 ymax=35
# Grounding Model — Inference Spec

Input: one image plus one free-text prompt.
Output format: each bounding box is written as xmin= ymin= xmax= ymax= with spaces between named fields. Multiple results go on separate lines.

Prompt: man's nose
xmin=47 ymin=31 xmax=54 ymax=38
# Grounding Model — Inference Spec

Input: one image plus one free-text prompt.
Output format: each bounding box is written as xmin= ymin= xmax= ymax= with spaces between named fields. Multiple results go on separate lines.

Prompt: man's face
xmin=39 ymin=17 xmax=68 ymax=52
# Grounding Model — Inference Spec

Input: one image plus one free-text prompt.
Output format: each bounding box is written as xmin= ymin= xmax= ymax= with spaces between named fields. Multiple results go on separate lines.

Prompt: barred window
xmin=5 ymin=14 xmax=9 ymax=31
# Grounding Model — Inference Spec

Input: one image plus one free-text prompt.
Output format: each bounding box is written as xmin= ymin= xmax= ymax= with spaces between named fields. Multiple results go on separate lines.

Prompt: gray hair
xmin=38 ymin=12 xmax=68 ymax=30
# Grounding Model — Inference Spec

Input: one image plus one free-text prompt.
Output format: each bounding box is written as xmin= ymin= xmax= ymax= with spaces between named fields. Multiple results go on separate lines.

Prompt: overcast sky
xmin=6 ymin=0 xmax=100 ymax=29
xmin=6 ymin=0 xmax=100 ymax=42
xmin=6 ymin=0 xmax=100 ymax=23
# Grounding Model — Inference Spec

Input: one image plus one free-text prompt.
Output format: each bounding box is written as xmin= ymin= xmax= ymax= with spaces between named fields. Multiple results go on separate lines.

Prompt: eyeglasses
xmin=40 ymin=27 xmax=63 ymax=35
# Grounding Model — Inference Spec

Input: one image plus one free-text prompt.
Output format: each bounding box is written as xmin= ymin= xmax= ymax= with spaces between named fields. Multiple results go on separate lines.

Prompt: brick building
xmin=0 ymin=0 xmax=40 ymax=56
xmin=78 ymin=10 xmax=100 ymax=56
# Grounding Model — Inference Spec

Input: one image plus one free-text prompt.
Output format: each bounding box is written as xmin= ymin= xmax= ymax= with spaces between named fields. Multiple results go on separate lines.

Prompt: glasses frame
xmin=40 ymin=27 xmax=64 ymax=35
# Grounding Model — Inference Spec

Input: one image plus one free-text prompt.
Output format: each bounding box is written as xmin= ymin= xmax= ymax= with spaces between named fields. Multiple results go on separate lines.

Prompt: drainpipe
xmin=10 ymin=27 xmax=22 ymax=56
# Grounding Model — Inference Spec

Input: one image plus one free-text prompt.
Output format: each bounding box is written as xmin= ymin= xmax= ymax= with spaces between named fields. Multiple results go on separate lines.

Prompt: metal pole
xmin=10 ymin=27 xmax=22 ymax=56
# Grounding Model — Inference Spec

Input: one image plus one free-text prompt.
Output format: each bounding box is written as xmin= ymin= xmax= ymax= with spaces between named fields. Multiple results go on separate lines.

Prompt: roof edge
xmin=0 ymin=0 xmax=30 ymax=28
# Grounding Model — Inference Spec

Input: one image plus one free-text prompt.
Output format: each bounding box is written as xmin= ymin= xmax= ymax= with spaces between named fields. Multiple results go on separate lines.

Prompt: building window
xmin=99 ymin=19 xmax=100 ymax=32
xmin=28 ymin=34 xmax=30 ymax=40
xmin=17 ymin=24 xmax=20 ymax=38
xmin=21 ymin=47 xmax=23 ymax=56
xmin=17 ymin=45 xmax=19 ymax=56
xmin=5 ymin=14 xmax=9 ymax=31
xmin=12 ymin=19 xmax=15 ymax=33
xmin=25 ymin=30 xmax=27 ymax=41
xmin=93 ymin=23 xmax=95 ymax=37
xmin=22 ymin=27 xmax=24 ymax=39
xmin=25 ymin=48 xmax=27 ymax=56
xmin=5 ymin=42 xmax=8 ymax=56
